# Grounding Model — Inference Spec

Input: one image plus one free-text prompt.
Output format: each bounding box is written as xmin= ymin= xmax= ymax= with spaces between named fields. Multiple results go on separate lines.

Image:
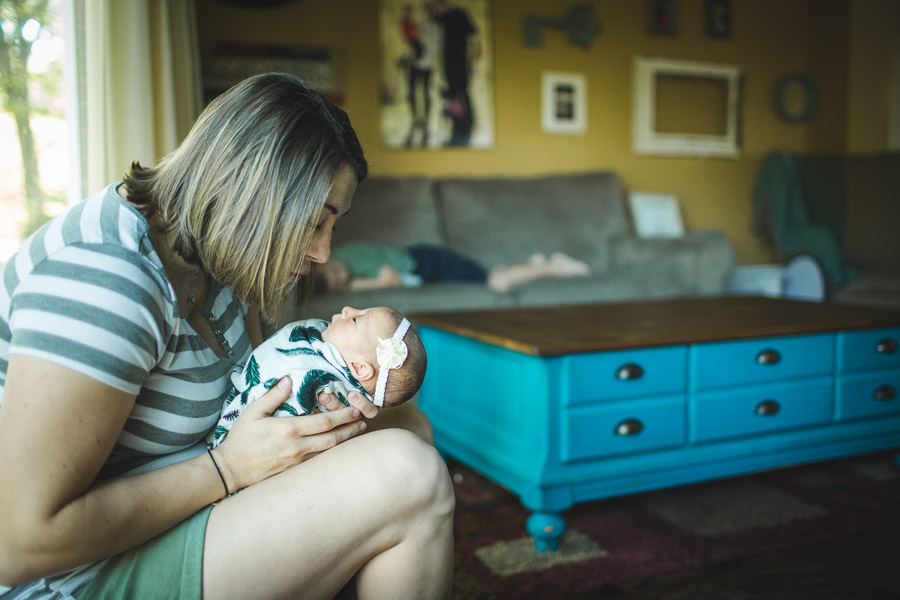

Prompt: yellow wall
xmin=195 ymin=0 xmax=895 ymax=265
xmin=847 ymin=0 xmax=900 ymax=152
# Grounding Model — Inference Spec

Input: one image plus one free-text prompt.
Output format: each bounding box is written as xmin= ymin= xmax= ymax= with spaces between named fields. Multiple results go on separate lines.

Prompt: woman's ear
xmin=350 ymin=360 xmax=375 ymax=383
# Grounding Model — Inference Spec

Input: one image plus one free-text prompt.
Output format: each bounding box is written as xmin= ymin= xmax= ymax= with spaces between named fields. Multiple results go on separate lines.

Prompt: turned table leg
xmin=526 ymin=511 xmax=567 ymax=552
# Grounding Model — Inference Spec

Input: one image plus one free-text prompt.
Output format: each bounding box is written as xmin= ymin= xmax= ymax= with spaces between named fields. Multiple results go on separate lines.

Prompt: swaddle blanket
xmin=207 ymin=319 xmax=371 ymax=448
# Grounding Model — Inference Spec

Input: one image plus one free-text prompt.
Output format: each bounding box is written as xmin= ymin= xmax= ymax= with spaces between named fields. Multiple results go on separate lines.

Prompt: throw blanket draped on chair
xmin=752 ymin=151 xmax=858 ymax=289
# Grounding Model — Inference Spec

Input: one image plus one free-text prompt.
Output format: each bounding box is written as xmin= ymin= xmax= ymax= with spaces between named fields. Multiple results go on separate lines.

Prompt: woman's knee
xmin=367 ymin=401 xmax=435 ymax=445
xmin=368 ymin=429 xmax=454 ymax=517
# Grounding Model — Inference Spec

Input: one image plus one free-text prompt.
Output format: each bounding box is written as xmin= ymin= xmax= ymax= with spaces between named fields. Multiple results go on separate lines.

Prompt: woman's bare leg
xmin=365 ymin=400 xmax=434 ymax=443
xmin=202 ymin=428 xmax=455 ymax=600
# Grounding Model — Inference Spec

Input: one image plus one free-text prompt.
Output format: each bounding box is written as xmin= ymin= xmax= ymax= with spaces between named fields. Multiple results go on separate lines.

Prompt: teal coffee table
xmin=412 ymin=296 xmax=900 ymax=551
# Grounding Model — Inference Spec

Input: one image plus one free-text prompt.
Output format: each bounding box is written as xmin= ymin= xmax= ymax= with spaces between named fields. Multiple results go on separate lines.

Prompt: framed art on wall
xmin=201 ymin=42 xmax=345 ymax=105
xmin=632 ymin=56 xmax=742 ymax=158
xmin=646 ymin=0 xmax=678 ymax=36
xmin=541 ymin=72 xmax=587 ymax=135
xmin=378 ymin=0 xmax=494 ymax=149
xmin=705 ymin=0 xmax=732 ymax=39
xmin=775 ymin=73 xmax=818 ymax=123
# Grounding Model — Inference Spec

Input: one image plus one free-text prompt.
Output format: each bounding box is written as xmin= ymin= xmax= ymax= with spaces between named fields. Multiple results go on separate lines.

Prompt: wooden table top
xmin=409 ymin=296 xmax=900 ymax=356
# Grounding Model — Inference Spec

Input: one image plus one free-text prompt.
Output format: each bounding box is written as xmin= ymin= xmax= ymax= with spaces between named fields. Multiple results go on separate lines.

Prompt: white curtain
xmin=80 ymin=0 xmax=202 ymax=194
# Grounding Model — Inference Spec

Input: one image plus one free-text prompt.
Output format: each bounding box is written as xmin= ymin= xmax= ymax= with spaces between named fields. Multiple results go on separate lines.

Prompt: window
xmin=0 ymin=0 xmax=75 ymax=263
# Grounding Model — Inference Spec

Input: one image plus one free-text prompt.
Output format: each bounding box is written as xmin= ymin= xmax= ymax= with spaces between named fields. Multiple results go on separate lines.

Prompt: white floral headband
xmin=374 ymin=318 xmax=411 ymax=407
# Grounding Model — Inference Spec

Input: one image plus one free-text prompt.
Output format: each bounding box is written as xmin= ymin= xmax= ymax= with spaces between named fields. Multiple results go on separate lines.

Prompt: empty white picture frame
xmin=632 ymin=56 xmax=742 ymax=158
xmin=628 ymin=192 xmax=685 ymax=238
xmin=541 ymin=72 xmax=587 ymax=135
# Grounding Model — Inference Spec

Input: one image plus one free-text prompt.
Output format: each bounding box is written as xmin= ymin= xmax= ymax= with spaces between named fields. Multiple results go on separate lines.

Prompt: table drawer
xmin=565 ymin=346 xmax=687 ymax=405
xmin=836 ymin=371 xmax=900 ymax=420
xmin=562 ymin=395 xmax=686 ymax=462
xmin=691 ymin=334 xmax=834 ymax=391
xmin=691 ymin=380 xmax=833 ymax=443
xmin=838 ymin=328 xmax=900 ymax=373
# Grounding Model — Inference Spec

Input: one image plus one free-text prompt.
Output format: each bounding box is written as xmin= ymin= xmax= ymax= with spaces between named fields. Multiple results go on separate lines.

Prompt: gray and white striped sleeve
xmin=7 ymin=243 xmax=171 ymax=395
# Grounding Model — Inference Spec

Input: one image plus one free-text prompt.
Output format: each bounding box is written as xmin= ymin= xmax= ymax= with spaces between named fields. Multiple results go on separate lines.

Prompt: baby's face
xmin=322 ymin=306 xmax=395 ymax=357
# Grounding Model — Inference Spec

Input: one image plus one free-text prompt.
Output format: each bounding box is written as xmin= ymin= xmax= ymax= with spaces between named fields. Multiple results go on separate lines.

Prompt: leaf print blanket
xmin=207 ymin=319 xmax=372 ymax=448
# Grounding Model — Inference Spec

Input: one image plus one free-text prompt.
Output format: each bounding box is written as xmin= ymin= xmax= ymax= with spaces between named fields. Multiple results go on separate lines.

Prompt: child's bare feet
xmin=487 ymin=253 xmax=590 ymax=292
xmin=549 ymin=252 xmax=591 ymax=276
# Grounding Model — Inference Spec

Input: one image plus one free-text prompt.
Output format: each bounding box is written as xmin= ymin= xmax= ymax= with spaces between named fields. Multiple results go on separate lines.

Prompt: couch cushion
xmin=334 ymin=176 xmax=446 ymax=247
xmin=511 ymin=268 xmax=700 ymax=308
xmin=436 ymin=172 xmax=627 ymax=272
xmin=610 ymin=231 xmax=735 ymax=295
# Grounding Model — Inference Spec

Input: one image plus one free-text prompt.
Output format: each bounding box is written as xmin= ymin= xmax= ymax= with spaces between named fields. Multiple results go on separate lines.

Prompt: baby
xmin=208 ymin=306 xmax=426 ymax=449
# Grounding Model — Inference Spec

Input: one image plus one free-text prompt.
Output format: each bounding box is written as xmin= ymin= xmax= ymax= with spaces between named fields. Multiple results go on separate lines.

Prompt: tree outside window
xmin=1 ymin=0 xmax=68 ymax=263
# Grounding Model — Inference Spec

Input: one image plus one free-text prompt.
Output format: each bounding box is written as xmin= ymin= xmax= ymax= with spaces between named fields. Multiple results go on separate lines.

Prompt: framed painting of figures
xmin=378 ymin=0 xmax=494 ymax=149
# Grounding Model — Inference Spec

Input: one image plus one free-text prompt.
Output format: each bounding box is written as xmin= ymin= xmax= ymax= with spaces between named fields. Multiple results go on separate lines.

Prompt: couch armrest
xmin=610 ymin=231 xmax=735 ymax=294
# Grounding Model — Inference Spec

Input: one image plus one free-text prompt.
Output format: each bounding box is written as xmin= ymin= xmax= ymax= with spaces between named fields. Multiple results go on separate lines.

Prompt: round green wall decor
xmin=775 ymin=73 xmax=818 ymax=123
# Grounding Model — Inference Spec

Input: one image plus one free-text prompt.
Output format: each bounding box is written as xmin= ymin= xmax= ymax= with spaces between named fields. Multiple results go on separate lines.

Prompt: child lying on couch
xmin=318 ymin=242 xmax=591 ymax=294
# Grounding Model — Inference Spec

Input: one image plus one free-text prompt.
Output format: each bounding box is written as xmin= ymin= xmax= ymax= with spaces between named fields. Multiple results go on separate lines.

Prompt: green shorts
xmin=77 ymin=506 xmax=213 ymax=600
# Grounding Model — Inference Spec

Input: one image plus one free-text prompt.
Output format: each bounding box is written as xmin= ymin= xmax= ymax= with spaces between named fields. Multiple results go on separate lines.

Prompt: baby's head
xmin=322 ymin=306 xmax=426 ymax=408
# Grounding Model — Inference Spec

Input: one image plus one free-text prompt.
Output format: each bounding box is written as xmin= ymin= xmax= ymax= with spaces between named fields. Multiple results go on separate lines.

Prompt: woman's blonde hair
xmin=123 ymin=73 xmax=367 ymax=320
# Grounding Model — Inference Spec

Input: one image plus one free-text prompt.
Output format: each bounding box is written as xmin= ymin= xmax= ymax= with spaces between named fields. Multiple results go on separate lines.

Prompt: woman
xmin=0 ymin=73 xmax=454 ymax=599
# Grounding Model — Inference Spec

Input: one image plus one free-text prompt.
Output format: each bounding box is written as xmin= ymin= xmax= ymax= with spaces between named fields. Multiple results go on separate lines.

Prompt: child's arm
xmin=347 ymin=264 xmax=404 ymax=290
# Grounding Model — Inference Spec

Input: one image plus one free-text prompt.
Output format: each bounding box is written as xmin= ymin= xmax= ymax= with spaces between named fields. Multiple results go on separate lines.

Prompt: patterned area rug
xmin=449 ymin=451 xmax=900 ymax=599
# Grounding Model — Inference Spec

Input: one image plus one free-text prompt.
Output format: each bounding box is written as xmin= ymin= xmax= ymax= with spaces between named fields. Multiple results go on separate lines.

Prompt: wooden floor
xmin=598 ymin=522 xmax=900 ymax=600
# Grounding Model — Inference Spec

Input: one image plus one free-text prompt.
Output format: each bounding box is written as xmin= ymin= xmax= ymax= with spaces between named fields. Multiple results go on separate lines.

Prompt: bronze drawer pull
xmin=876 ymin=338 xmax=898 ymax=354
xmin=755 ymin=399 xmax=781 ymax=416
xmin=614 ymin=418 xmax=644 ymax=436
xmin=756 ymin=349 xmax=781 ymax=365
xmin=873 ymin=385 xmax=896 ymax=401
xmin=615 ymin=363 xmax=644 ymax=380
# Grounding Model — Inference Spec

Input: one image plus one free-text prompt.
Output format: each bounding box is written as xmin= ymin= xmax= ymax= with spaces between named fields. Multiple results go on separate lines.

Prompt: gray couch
xmin=280 ymin=171 xmax=735 ymax=323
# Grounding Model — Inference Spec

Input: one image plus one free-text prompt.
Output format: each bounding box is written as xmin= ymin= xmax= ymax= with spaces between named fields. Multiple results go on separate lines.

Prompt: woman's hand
xmin=214 ymin=377 xmax=368 ymax=492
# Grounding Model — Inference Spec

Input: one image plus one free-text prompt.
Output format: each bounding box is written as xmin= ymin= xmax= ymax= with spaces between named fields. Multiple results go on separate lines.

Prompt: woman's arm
xmin=0 ymin=356 xmax=367 ymax=586
xmin=0 ymin=356 xmax=224 ymax=585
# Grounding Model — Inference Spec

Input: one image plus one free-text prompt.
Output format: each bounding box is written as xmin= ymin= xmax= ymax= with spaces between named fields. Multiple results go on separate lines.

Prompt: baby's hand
xmin=317 ymin=389 xmax=380 ymax=419
xmin=216 ymin=377 xmax=366 ymax=490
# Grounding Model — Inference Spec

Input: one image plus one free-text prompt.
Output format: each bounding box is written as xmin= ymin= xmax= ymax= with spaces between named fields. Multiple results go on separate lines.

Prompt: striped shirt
xmin=0 ymin=184 xmax=254 ymax=598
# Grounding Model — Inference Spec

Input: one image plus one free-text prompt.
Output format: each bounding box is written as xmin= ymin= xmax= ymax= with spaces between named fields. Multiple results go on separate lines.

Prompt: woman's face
xmin=292 ymin=165 xmax=357 ymax=283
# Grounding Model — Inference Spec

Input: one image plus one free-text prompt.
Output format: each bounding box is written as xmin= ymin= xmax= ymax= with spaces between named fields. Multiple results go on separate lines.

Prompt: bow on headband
xmin=373 ymin=318 xmax=411 ymax=407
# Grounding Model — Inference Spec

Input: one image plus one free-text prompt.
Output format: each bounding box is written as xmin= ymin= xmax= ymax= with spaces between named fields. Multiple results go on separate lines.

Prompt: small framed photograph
xmin=628 ymin=192 xmax=685 ymax=238
xmin=541 ymin=72 xmax=587 ymax=135
xmin=705 ymin=0 xmax=732 ymax=39
xmin=647 ymin=0 xmax=678 ymax=36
